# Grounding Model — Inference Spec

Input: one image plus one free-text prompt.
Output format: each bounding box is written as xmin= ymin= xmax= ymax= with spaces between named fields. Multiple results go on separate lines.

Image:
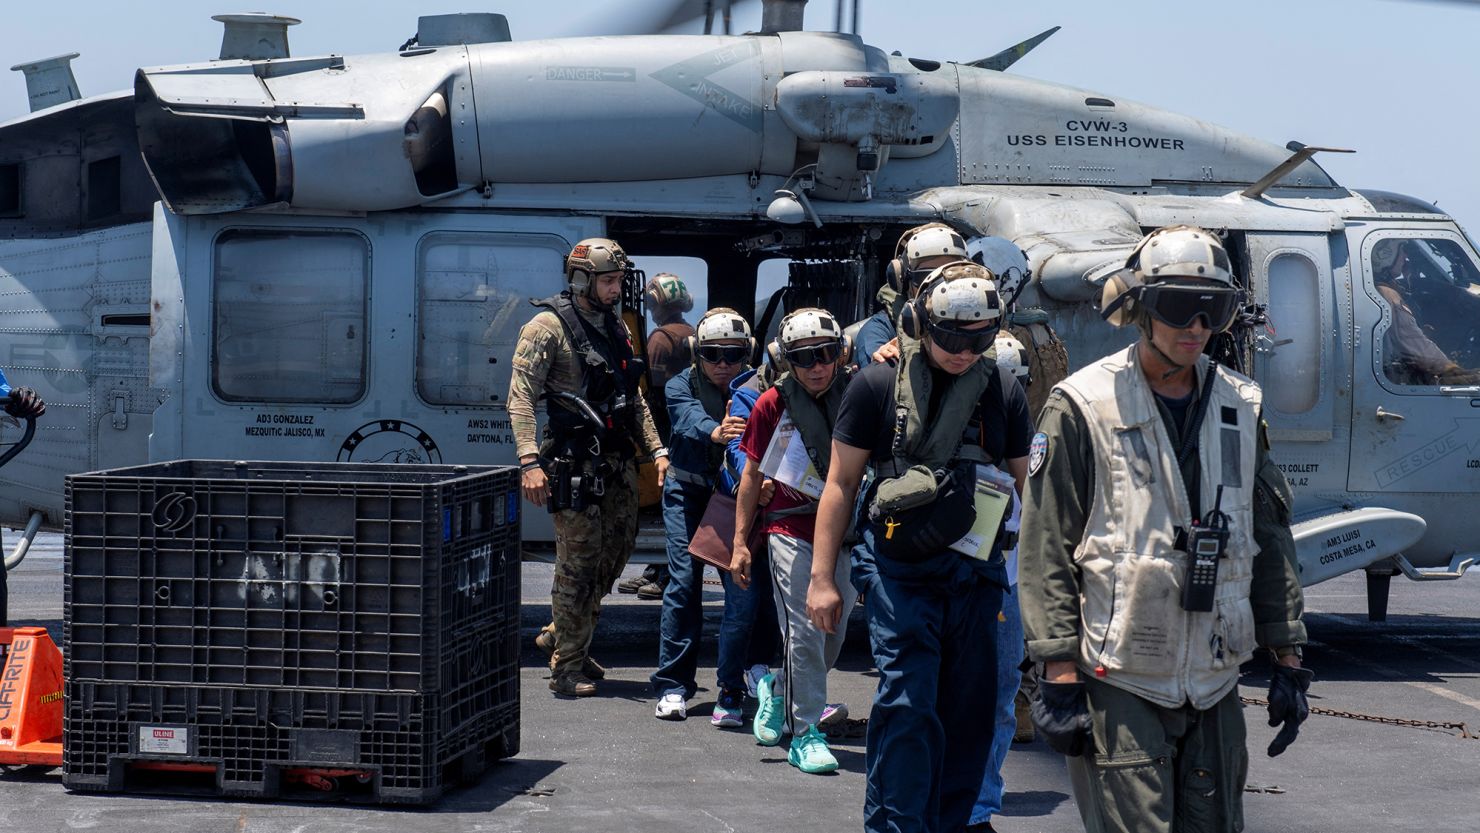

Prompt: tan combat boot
xmin=1013 ymin=690 xmax=1036 ymax=743
xmin=550 ymin=671 xmax=598 ymax=697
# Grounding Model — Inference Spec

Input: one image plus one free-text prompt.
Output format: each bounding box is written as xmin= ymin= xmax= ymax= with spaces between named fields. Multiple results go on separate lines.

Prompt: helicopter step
xmin=1391 ymin=551 xmax=1477 ymax=582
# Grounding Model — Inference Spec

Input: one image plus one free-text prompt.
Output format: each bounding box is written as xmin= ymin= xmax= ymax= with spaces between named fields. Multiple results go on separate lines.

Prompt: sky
xmin=6 ymin=0 xmax=1479 ymax=311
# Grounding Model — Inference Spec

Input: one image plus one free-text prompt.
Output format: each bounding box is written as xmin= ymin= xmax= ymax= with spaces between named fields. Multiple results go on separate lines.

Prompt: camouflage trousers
xmin=550 ymin=457 xmax=640 ymax=677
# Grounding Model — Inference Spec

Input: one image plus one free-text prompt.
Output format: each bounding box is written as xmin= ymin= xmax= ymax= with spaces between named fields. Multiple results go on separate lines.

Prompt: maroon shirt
xmin=739 ymin=386 xmax=818 ymax=540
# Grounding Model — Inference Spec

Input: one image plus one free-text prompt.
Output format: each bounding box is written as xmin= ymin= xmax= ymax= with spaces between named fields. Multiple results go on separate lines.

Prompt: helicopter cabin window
xmin=1265 ymin=253 xmax=1322 ymax=414
xmin=415 ymin=232 xmax=569 ymax=406
xmin=212 ymin=230 xmax=369 ymax=403
xmin=1370 ymin=237 xmax=1480 ymax=387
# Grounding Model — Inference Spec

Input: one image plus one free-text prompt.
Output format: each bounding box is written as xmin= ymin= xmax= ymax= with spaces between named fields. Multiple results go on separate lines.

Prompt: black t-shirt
xmin=834 ymin=361 xmax=1035 ymax=465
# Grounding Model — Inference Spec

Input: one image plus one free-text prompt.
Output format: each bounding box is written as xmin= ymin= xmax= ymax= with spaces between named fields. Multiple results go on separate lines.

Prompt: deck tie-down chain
xmin=1240 ymin=696 xmax=1477 ymax=739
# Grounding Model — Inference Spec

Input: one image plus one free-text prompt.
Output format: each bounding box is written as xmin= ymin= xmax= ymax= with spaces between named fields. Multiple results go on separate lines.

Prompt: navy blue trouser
xmin=651 ymin=478 xmax=776 ymax=698
xmin=856 ymin=545 xmax=1004 ymax=833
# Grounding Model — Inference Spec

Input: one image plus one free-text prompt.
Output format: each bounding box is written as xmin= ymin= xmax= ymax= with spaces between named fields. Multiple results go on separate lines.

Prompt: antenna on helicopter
xmin=212 ymin=13 xmax=300 ymax=61
xmin=969 ymin=26 xmax=1061 ymax=72
xmin=9 ymin=53 xmax=81 ymax=113
xmin=1241 ymin=141 xmax=1355 ymax=200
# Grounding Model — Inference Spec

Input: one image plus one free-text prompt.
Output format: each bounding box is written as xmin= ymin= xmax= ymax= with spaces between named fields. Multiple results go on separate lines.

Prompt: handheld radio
xmin=1181 ymin=485 xmax=1229 ymax=612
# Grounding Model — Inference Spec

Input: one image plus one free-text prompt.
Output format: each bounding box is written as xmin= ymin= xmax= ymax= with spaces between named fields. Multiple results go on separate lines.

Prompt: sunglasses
xmin=926 ymin=319 xmax=998 ymax=356
xmin=698 ymin=344 xmax=749 ymax=365
xmin=784 ymin=341 xmax=843 ymax=369
xmin=1139 ymin=283 xmax=1242 ymax=331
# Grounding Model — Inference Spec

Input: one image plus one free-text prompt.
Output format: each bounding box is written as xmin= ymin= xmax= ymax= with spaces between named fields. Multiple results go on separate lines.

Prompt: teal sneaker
xmin=787 ymin=725 xmax=839 ymax=774
xmin=752 ymin=673 xmax=785 ymax=747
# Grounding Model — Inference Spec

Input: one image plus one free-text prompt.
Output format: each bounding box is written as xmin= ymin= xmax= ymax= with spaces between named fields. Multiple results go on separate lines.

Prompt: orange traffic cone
xmin=0 ymin=627 xmax=64 ymax=767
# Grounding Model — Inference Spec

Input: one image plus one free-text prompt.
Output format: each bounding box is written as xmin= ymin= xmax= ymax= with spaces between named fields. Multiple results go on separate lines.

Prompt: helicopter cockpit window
xmin=213 ymin=230 xmax=369 ymax=403
xmin=416 ymin=232 xmax=568 ymax=407
xmin=1370 ymin=237 xmax=1480 ymax=387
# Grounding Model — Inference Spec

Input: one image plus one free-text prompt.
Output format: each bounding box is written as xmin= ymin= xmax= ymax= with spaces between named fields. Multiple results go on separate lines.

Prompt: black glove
xmin=1031 ymin=679 xmax=1093 ymax=757
xmin=3 ymin=387 xmax=44 ymax=420
xmin=1266 ymin=664 xmax=1314 ymax=757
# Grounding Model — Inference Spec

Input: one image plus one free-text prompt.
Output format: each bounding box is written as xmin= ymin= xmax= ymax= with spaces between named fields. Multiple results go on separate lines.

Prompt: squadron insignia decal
xmin=1028 ymin=432 xmax=1049 ymax=477
xmin=338 ymin=420 xmax=442 ymax=464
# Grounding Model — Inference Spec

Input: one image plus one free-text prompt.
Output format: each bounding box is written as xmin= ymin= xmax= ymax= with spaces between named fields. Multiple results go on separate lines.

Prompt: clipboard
xmin=949 ymin=465 xmax=1016 ymax=561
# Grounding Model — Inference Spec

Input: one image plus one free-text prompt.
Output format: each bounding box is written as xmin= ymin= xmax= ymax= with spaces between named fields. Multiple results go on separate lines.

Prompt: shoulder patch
xmin=1028 ymin=431 xmax=1049 ymax=476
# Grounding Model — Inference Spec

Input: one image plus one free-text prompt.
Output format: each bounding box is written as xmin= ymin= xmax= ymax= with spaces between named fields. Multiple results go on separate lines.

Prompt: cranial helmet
xmin=767 ymin=307 xmax=850 ymax=372
xmin=690 ymin=307 xmax=755 ymax=350
xmin=1372 ymin=239 xmax=1404 ymax=277
xmin=778 ymin=307 xmax=843 ymax=348
xmin=645 ymin=273 xmax=693 ymax=314
xmin=1099 ymin=225 xmax=1237 ymax=329
xmin=969 ymin=236 xmax=1031 ymax=305
xmin=993 ymin=332 xmax=1032 ymax=386
xmin=904 ymin=225 xmax=970 ymax=268
xmin=565 ymin=237 xmax=630 ymax=301
xmin=899 ymin=261 xmax=1003 ymax=339
xmin=886 ymin=223 xmax=969 ymax=294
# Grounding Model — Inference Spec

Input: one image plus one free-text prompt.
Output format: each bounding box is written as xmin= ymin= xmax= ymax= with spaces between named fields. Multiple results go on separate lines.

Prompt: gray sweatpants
xmin=768 ymin=532 xmax=858 ymax=733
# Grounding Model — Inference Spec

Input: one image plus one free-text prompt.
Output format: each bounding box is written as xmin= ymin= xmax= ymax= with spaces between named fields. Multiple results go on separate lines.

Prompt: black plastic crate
xmin=62 ymin=670 xmax=520 ymax=803
xmin=64 ymin=460 xmax=520 ymax=693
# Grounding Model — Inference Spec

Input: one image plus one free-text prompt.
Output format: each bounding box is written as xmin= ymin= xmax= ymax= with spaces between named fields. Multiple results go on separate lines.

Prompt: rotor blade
xmin=968 ymin=26 xmax=1061 ymax=72
xmin=568 ymin=0 xmax=760 ymax=37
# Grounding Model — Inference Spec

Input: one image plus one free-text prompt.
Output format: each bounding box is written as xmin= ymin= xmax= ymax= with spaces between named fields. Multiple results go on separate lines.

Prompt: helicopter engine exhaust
xmin=134 ymin=71 xmax=292 ymax=213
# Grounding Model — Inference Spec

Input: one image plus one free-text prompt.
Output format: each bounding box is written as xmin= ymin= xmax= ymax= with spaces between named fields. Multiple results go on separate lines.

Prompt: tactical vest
xmin=1054 ymin=345 xmax=1262 ymax=710
xmin=774 ymin=371 xmax=849 ymax=481
xmin=531 ymin=292 xmax=644 ymax=456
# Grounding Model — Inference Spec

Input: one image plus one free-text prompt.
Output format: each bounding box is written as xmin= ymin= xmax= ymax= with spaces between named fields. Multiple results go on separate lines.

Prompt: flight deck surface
xmin=4 ymin=533 xmax=1478 ymax=833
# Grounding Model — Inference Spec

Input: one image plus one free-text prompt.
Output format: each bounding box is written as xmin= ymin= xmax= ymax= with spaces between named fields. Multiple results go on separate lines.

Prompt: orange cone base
xmin=0 ymin=627 xmax=65 ymax=768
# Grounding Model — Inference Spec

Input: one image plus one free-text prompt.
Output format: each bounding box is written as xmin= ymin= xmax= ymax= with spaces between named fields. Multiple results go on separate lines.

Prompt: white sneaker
xmin=655 ymin=693 xmax=687 ymax=720
xmin=744 ymin=664 xmax=771 ymax=699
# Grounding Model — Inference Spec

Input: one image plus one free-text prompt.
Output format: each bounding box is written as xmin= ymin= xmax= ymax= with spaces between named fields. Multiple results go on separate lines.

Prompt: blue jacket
xmin=852 ymin=310 xmax=896 ymax=368
xmin=719 ymin=368 xmax=768 ymax=496
xmin=664 ymin=366 xmax=728 ymax=482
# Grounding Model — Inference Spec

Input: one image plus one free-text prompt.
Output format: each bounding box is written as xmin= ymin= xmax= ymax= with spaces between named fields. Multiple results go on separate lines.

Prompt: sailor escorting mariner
xmin=507 ymin=225 xmax=1308 ymax=833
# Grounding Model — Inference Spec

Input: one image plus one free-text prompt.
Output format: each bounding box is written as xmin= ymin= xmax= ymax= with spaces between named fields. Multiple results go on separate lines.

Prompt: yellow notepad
xmin=950 ymin=465 xmax=1016 ymax=560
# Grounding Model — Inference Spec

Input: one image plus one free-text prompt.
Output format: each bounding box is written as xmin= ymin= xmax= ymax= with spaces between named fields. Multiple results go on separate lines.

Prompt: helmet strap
xmin=1136 ymin=313 xmax=1187 ymax=381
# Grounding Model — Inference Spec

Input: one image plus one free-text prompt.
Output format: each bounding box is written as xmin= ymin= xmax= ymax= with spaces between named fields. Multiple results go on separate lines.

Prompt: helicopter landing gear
xmin=1365 ymin=565 xmax=1395 ymax=622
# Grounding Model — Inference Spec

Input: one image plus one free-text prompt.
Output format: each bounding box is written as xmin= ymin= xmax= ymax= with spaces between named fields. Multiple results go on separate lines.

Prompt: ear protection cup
xmin=884 ymin=258 xmax=907 ymax=294
xmin=898 ymin=270 xmax=946 ymax=339
xmin=898 ymin=299 xmax=923 ymax=339
xmin=1099 ymin=268 xmax=1142 ymax=327
xmin=766 ymin=340 xmax=788 ymax=373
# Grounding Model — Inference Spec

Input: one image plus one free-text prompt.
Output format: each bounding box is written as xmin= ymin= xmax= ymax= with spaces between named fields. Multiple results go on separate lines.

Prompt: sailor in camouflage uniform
xmin=508 ymin=237 xmax=669 ymax=697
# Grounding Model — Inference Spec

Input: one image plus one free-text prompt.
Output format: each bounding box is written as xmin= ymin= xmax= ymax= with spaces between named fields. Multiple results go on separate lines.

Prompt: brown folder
xmin=688 ymin=491 xmax=765 ymax=572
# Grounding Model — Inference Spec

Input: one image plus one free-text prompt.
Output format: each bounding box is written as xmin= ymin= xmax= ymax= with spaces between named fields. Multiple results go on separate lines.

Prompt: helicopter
xmin=0 ymin=1 xmax=1476 ymax=624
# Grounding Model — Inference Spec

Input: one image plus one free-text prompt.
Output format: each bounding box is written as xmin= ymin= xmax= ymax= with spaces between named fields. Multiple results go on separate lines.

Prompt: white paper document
xmin=758 ymin=413 xmax=826 ymax=500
